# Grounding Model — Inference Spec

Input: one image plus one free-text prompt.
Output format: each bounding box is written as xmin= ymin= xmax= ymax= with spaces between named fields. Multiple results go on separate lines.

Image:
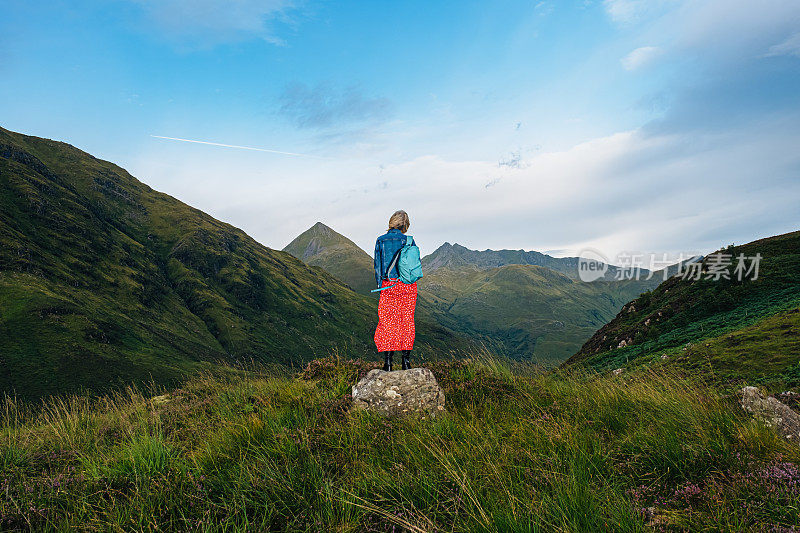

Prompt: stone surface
xmin=740 ymin=386 xmax=800 ymax=443
xmin=351 ymin=368 xmax=446 ymax=417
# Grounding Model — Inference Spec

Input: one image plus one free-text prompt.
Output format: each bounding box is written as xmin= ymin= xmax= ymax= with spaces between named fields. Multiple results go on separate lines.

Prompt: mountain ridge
xmin=422 ymin=241 xmax=658 ymax=281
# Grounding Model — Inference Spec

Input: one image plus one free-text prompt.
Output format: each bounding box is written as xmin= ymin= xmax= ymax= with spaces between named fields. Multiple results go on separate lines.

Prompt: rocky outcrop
xmin=740 ymin=386 xmax=800 ymax=443
xmin=351 ymin=368 xmax=446 ymax=417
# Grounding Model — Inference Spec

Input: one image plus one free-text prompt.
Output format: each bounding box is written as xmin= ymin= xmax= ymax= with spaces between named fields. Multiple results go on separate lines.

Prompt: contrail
xmin=150 ymin=135 xmax=321 ymax=158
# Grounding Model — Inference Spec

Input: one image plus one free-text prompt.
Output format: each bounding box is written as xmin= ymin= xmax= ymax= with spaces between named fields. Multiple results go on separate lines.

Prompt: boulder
xmin=740 ymin=386 xmax=800 ymax=443
xmin=351 ymin=368 xmax=446 ymax=417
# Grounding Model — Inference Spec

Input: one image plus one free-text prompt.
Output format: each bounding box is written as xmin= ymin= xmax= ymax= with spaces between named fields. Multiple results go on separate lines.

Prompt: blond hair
xmin=388 ymin=210 xmax=410 ymax=233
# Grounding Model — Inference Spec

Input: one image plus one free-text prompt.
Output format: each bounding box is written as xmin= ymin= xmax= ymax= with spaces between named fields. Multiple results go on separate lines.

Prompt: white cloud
xmin=603 ymin=0 xmax=671 ymax=24
xmin=131 ymin=110 xmax=800 ymax=260
xmin=278 ymin=83 xmax=392 ymax=130
xmin=621 ymin=46 xmax=662 ymax=70
xmin=130 ymin=0 xmax=297 ymax=47
xmin=673 ymin=0 xmax=800 ymax=61
xmin=765 ymin=32 xmax=800 ymax=58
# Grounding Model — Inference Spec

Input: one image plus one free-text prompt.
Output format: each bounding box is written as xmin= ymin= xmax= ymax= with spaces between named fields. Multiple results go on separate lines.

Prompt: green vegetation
xmin=283 ymin=222 xmax=377 ymax=296
xmin=420 ymin=264 xmax=659 ymax=364
xmin=0 ymin=127 xmax=468 ymax=401
xmin=2 ymin=357 xmax=798 ymax=531
xmin=566 ymin=231 xmax=800 ymax=390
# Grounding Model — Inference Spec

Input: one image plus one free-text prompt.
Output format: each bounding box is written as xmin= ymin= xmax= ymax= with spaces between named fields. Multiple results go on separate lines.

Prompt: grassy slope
xmin=420 ymin=264 xmax=658 ymax=364
xmin=1 ymin=357 xmax=798 ymax=531
xmin=283 ymin=222 xmax=376 ymax=295
xmin=565 ymin=231 xmax=800 ymax=390
xmin=0 ymin=127 xmax=466 ymax=401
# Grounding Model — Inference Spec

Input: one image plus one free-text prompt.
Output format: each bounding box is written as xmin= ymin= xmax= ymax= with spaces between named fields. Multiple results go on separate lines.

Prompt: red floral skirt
xmin=374 ymin=279 xmax=417 ymax=351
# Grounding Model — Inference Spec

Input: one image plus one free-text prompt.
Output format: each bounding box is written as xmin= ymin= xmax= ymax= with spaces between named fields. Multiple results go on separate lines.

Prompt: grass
xmin=2 ymin=356 xmax=798 ymax=532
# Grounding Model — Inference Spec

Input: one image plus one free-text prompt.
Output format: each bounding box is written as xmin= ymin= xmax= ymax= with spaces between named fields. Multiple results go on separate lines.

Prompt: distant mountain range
xmin=565 ymin=231 xmax=800 ymax=389
xmin=423 ymin=242 xmax=652 ymax=281
xmin=284 ymin=222 xmax=662 ymax=363
xmin=0 ymin=127 xmax=468 ymax=400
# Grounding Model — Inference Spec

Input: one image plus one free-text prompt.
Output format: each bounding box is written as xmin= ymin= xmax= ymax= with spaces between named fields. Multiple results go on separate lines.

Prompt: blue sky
xmin=2 ymin=0 xmax=799 ymax=260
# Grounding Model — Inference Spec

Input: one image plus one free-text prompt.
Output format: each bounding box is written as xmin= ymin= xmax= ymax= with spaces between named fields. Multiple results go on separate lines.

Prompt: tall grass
xmin=1 ymin=356 xmax=798 ymax=531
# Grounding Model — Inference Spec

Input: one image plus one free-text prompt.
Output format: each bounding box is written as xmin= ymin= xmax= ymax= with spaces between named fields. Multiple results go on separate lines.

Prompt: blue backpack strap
xmin=370 ymin=283 xmax=397 ymax=293
xmin=406 ymin=235 xmax=413 ymax=245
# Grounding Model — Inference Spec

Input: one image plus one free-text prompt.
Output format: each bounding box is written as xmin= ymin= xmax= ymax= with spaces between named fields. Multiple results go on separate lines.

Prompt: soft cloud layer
xmin=766 ymin=32 xmax=800 ymax=58
xmin=130 ymin=0 xmax=296 ymax=47
xmin=603 ymin=0 xmax=670 ymax=24
xmin=278 ymin=83 xmax=392 ymax=130
xmin=131 ymin=106 xmax=800 ymax=260
xmin=621 ymin=46 xmax=661 ymax=70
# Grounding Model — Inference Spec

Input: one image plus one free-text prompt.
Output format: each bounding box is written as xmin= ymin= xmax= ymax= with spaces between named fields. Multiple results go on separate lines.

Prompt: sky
xmin=2 ymin=0 xmax=799 ymax=261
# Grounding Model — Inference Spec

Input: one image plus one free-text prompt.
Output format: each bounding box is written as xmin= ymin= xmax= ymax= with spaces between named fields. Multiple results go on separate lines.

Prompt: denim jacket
xmin=374 ymin=228 xmax=416 ymax=287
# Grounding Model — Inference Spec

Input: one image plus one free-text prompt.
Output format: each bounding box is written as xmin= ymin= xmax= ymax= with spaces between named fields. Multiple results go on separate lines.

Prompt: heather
xmin=2 ymin=357 xmax=798 ymax=532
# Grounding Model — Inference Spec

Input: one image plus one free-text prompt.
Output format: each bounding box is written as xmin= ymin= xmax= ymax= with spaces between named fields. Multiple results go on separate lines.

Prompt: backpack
xmin=371 ymin=235 xmax=423 ymax=292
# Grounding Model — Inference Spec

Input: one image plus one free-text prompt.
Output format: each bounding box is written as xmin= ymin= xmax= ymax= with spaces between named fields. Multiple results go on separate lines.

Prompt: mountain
xmin=420 ymin=263 xmax=658 ymax=363
xmin=423 ymin=242 xmax=655 ymax=280
xmin=0 ymin=127 xmax=466 ymax=400
xmin=423 ymin=242 xmax=582 ymax=276
xmin=283 ymin=222 xmax=375 ymax=295
xmin=564 ymin=231 xmax=800 ymax=389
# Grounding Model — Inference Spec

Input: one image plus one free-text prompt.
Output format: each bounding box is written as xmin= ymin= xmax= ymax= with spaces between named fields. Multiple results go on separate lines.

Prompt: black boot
xmin=401 ymin=350 xmax=411 ymax=370
xmin=383 ymin=351 xmax=393 ymax=371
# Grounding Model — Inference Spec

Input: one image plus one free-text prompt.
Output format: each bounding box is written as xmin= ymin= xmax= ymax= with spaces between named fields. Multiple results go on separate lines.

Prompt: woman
xmin=373 ymin=210 xmax=417 ymax=371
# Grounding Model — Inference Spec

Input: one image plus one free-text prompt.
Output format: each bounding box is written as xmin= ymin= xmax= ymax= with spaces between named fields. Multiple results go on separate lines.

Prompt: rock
xmin=351 ymin=368 xmax=446 ymax=417
xmin=612 ymin=368 xmax=624 ymax=376
xmin=740 ymin=386 xmax=800 ymax=443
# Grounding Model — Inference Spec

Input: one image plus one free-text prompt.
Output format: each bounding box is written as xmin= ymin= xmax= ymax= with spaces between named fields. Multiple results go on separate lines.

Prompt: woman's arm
xmin=374 ymin=239 xmax=383 ymax=288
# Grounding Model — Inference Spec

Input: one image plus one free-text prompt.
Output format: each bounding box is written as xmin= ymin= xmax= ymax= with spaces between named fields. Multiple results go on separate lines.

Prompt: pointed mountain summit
xmin=284 ymin=222 xmax=375 ymax=294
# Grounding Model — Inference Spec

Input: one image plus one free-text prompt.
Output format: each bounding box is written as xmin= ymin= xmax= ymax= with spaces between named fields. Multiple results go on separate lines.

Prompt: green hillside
xmin=565 ymin=231 xmax=800 ymax=390
xmin=283 ymin=222 xmax=376 ymax=295
xmin=0 ymin=127 xmax=466 ymax=401
xmin=420 ymin=264 xmax=658 ymax=363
